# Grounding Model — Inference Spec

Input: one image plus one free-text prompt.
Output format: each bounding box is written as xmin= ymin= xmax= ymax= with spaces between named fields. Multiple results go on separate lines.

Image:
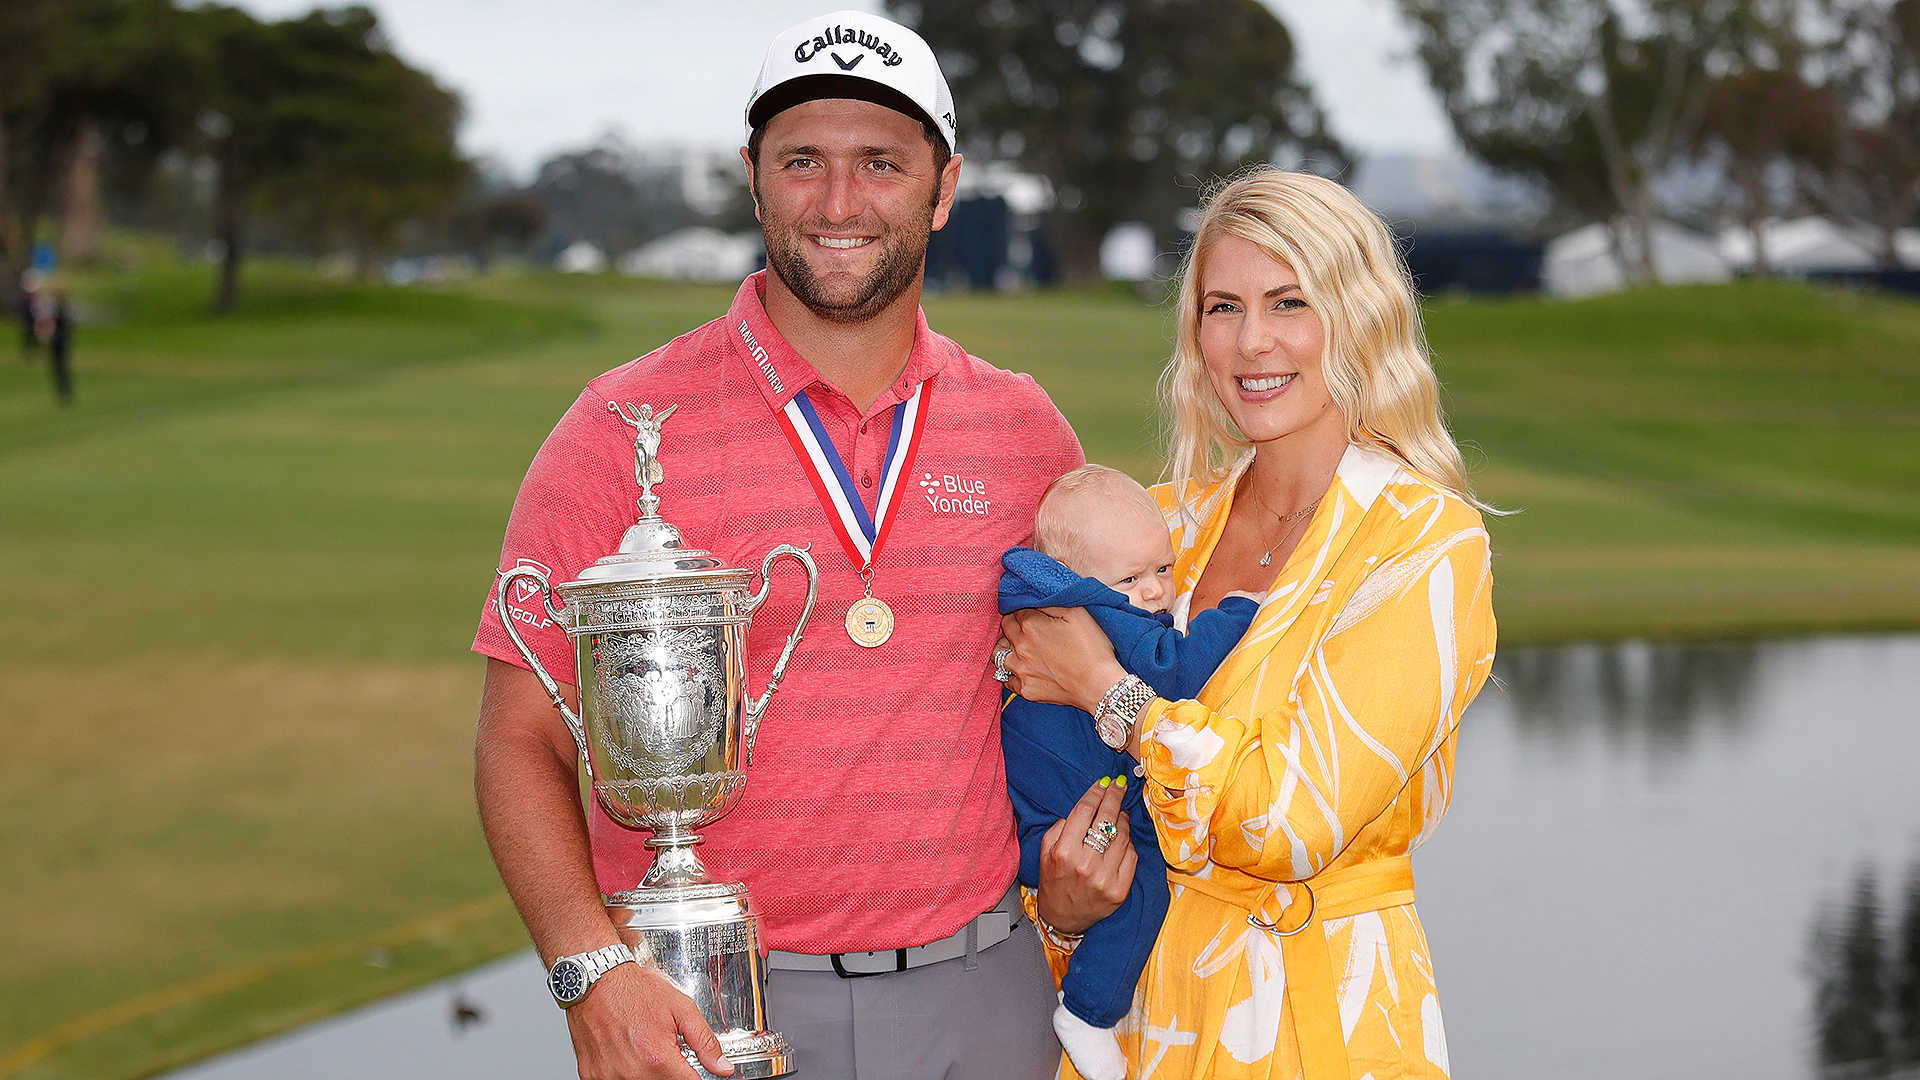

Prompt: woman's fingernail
xmin=1115 ymin=775 xmax=1128 ymax=788
xmin=1098 ymin=777 xmax=1111 ymax=788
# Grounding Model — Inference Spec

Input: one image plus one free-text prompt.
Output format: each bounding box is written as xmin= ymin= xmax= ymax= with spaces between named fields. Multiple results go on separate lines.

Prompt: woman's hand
xmin=1035 ymin=777 xmax=1138 ymax=936
xmin=1001 ymin=607 xmax=1127 ymax=715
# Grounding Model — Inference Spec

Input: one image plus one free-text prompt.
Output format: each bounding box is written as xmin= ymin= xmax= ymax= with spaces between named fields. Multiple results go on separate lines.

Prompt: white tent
xmin=1543 ymin=221 xmax=1731 ymax=298
xmin=1100 ymin=222 xmax=1157 ymax=282
xmin=554 ymin=241 xmax=607 ymax=274
xmin=617 ymin=228 xmax=761 ymax=283
xmin=1719 ymin=217 xmax=1920 ymax=272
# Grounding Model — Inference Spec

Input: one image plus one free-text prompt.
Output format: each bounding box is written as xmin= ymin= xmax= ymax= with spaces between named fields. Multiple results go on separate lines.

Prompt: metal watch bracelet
xmin=1093 ymin=673 xmax=1154 ymax=750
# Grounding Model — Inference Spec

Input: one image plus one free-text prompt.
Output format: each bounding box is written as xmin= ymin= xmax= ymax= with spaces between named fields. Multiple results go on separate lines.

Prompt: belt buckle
xmin=830 ymin=948 xmax=909 ymax=979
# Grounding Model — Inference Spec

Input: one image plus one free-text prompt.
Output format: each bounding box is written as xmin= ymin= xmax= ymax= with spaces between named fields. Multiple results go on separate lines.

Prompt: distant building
xmin=617 ymin=228 xmax=761 ymax=283
xmin=1544 ymin=221 xmax=1731 ymax=298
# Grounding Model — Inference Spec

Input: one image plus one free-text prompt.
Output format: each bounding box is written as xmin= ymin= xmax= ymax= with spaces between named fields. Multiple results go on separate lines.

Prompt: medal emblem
xmin=845 ymin=596 xmax=895 ymax=648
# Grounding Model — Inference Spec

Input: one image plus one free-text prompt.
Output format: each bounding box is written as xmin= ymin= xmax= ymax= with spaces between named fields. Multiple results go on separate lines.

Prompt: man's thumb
xmin=674 ymin=999 xmax=734 ymax=1077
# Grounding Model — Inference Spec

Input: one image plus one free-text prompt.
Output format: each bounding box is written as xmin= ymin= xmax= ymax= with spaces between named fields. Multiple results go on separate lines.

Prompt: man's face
xmin=744 ymin=98 xmax=959 ymax=324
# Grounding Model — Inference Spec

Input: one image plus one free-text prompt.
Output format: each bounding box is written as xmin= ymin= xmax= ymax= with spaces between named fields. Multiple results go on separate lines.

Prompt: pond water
xmin=163 ymin=635 xmax=1920 ymax=1080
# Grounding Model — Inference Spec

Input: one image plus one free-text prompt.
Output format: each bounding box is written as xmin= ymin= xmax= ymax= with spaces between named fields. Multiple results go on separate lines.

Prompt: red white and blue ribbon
xmin=773 ymin=381 xmax=930 ymax=569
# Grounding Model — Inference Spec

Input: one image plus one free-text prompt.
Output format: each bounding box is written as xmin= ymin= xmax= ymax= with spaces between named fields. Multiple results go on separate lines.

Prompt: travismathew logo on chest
xmin=918 ymin=472 xmax=990 ymax=516
xmin=794 ymin=24 xmax=905 ymax=69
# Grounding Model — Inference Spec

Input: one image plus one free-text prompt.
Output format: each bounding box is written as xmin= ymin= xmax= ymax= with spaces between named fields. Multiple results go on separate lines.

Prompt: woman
xmin=1008 ymin=167 xmax=1497 ymax=1079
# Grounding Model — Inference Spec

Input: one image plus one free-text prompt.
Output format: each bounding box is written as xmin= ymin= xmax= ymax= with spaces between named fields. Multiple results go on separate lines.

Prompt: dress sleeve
xmin=1138 ymin=525 xmax=1495 ymax=877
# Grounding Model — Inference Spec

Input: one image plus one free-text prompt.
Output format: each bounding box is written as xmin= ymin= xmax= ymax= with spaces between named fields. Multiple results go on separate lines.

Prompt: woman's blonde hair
xmin=1160 ymin=166 xmax=1483 ymax=507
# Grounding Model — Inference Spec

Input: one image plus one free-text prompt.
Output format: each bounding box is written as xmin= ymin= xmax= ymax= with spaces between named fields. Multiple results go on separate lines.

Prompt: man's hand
xmin=1035 ymin=777 xmax=1136 ymax=937
xmin=565 ymin=964 xmax=733 ymax=1080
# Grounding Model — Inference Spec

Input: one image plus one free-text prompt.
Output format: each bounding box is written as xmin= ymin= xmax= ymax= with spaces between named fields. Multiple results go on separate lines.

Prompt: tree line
xmin=896 ymin=0 xmax=1919 ymax=285
xmin=1396 ymin=0 xmax=1917 ymax=280
xmin=0 ymin=0 xmax=466 ymax=311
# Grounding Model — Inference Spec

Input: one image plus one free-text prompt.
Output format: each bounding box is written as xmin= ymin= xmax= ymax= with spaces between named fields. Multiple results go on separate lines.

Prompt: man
xmin=472 ymin=11 xmax=1084 ymax=1080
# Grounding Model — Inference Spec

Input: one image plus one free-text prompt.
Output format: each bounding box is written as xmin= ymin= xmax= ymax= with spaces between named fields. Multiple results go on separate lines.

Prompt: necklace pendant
xmin=1259 ymin=552 xmax=1272 ymax=567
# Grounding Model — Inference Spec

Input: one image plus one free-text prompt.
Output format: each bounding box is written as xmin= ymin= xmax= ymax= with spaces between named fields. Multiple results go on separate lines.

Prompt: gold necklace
xmin=1253 ymin=494 xmax=1320 ymax=567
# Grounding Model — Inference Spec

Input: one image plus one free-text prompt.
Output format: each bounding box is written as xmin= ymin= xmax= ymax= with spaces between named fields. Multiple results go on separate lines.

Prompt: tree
xmin=0 ymin=0 xmax=202 ymax=278
xmin=1815 ymin=868 xmax=1892 ymax=1073
xmin=1397 ymin=0 xmax=1757 ymax=286
xmin=1691 ymin=9 xmax=1838 ymax=274
xmin=195 ymin=5 xmax=467 ymax=310
xmin=1817 ymin=0 xmax=1920 ymax=267
xmin=264 ymin=30 xmax=469 ymax=279
xmin=887 ymin=0 xmax=1345 ymax=282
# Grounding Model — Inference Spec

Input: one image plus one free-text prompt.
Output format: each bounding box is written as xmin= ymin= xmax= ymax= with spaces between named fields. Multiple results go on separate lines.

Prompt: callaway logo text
xmin=793 ymin=24 xmax=905 ymax=68
xmin=919 ymin=472 xmax=991 ymax=516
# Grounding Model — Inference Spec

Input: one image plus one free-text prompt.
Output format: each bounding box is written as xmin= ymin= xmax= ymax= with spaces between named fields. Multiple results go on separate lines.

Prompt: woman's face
xmin=1196 ymin=234 xmax=1343 ymax=449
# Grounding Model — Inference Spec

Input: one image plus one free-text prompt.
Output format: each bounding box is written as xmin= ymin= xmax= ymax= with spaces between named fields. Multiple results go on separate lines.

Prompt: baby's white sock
xmin=1053 ymin=1002 xmax=1127 ymax=1080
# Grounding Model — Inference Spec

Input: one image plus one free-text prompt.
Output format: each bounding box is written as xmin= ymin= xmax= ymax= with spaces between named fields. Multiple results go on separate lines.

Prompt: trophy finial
xmin=609 ymin=401 xmax=679 ymax=518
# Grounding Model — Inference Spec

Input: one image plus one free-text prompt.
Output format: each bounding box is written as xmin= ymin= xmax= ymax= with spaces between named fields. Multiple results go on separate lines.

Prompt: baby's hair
xmin=1033 ymin=463 xmax=1160 ymax=573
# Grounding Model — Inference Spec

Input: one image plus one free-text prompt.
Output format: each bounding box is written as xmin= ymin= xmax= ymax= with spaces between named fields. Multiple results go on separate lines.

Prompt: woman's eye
xmin=1276 ymin=297 xmax=1306 ymax=311
xmin=1205 ymin=302 xmax=1237 ymax=315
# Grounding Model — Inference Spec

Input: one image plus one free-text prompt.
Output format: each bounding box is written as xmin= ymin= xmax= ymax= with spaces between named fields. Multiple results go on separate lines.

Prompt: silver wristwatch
xmin=1093 ymin=674 xmax=1155 ymax=750
xmin=547 ymin=943 xmax=637 ymax=1008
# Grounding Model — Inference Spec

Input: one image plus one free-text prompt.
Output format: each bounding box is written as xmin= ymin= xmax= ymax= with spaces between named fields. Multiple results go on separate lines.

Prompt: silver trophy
xmin=496 ymin=401 xmax=816 ymax=1079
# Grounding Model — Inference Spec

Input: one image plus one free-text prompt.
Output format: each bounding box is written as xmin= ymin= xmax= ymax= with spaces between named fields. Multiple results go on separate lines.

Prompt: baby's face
xmin=1080 ymin=510 xmax=1177 ymax=614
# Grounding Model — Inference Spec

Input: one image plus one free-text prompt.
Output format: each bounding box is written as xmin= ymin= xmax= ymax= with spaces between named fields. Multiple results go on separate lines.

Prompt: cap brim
xmin=747 ymin=73 xmax=946 ymax=151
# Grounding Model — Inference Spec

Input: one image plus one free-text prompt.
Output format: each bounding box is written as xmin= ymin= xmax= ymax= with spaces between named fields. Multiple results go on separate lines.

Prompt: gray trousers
xmin=766 ymin=922 xmax=1063 ymax=1080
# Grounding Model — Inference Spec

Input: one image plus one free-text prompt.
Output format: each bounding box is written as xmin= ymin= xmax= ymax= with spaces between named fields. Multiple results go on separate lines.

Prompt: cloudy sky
xmin=232 ymin=0 xmax=1455 ymax=178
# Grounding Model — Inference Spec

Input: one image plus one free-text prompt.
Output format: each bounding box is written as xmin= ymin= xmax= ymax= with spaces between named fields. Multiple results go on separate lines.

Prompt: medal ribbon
xmin=773 ymin=380 xmax=930 ymax=570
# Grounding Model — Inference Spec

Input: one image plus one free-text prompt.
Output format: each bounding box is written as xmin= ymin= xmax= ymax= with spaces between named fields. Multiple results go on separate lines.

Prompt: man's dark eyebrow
xmin=773 ymin=143 xmax=909 ymax=159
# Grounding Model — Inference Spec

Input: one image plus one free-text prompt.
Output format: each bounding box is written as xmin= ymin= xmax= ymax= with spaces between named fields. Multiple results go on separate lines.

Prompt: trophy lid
xmin=562 ymin=401 xmax=745 ymax=590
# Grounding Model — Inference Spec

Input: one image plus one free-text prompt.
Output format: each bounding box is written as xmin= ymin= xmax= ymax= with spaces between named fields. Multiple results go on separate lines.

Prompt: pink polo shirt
xmin=474 ymin=272 xmax=1083 ymax=954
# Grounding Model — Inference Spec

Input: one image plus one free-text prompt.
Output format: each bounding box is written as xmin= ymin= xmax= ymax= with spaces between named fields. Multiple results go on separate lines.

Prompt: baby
xmin=999 ymin=464 xmax=1262 ymax=1080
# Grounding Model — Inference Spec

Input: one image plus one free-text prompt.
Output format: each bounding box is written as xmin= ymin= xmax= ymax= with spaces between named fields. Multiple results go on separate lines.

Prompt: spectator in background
xmin=48 ymin=292 xmax=73 ymax=406
xmin=18 ymin=270 xmax=43 ymax=358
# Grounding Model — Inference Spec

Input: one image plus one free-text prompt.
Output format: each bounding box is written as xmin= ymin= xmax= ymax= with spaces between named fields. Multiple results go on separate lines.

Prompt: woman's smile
xmin=1235 ymin=372 xmax=1297 ymax=400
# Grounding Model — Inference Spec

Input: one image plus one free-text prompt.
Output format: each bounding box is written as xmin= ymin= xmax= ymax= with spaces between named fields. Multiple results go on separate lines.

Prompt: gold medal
xmin=845 ymin=595 xmax=895 ymax=648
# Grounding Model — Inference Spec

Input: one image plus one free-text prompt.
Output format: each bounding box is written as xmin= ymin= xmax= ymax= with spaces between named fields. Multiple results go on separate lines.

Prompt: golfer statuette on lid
xmin=495 ymin=401 xmax=818 ymax=1079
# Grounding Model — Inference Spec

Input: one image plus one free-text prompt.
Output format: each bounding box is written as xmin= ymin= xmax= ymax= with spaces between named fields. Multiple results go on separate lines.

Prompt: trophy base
xmin=680 ymin=1029 xmax=794 ymax=1079
xmin=610 ymin=881 xmax=792 ymax=1079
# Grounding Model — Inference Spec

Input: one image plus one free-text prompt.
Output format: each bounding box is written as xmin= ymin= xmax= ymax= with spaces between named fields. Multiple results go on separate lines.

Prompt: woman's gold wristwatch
xmin=1092 ymin=674 xmax=1155 ymax=750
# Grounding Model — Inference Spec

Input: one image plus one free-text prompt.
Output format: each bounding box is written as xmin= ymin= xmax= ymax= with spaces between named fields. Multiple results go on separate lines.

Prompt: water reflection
xmin=1812 ymin=860 xmax=1920 ymax=1077
xmin=1495 ymin=640 xmax=1760 ymax=763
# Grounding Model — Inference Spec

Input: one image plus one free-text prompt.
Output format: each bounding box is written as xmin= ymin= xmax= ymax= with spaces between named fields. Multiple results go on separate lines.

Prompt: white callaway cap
xmin=745 ymin=10 xmax=957 ymax=155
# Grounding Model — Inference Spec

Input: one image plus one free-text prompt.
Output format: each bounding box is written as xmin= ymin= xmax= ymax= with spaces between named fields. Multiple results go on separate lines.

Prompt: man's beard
xmin=762 ymin=202 xmax=933 ymax=325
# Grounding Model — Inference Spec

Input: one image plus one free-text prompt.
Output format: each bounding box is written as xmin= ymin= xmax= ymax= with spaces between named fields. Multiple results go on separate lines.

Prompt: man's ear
xmin=930 ymin=152 xmax=963 ymax=232
xmin=738 ymin=145 xmax=762 ymax=223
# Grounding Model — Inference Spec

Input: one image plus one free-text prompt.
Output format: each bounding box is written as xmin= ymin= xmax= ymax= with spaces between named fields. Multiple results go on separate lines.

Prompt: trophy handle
xmin=494 ymin=565 xmax=592 ymax=777
xmin=741 ymin=544 xmax=818 ymax=763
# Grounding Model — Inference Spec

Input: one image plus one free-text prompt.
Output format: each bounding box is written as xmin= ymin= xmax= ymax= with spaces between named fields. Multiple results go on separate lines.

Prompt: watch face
xmin=550 ymin=959 xmax=587 ymax=1003
xmin=1095 ymin=713 xmax=1128 ymax=750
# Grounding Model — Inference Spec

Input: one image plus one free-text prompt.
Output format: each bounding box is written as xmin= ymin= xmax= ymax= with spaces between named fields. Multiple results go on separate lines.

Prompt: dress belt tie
xmin=1169 ymin=855 xmax=1416 ymax=1080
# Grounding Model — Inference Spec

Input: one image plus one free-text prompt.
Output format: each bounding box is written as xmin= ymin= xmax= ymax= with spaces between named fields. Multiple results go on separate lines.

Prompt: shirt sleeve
xmin=1137 ymin=526 xmax=1496 ymax=878
xmin=471 ymin=383 xmax=638 ymax=683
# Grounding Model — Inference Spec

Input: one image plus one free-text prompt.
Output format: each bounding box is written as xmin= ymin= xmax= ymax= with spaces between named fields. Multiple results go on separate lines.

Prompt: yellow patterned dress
xmin=1034 ymin=444 xmax=1497 ymax=1080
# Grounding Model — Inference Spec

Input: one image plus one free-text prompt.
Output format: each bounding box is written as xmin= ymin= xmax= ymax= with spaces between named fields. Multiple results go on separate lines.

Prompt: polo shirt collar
xmin=726 ymin=270 xmax=954 ymax=418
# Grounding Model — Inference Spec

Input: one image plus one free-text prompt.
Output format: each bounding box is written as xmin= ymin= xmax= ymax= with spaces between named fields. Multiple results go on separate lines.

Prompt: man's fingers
xmin=673 ymin=995 xmax=733 ymax=1077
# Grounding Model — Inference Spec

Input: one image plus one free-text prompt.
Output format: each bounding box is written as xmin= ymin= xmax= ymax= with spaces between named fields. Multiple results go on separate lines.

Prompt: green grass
xmin=0 ymin=266 xmax=1915 ymax=1079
